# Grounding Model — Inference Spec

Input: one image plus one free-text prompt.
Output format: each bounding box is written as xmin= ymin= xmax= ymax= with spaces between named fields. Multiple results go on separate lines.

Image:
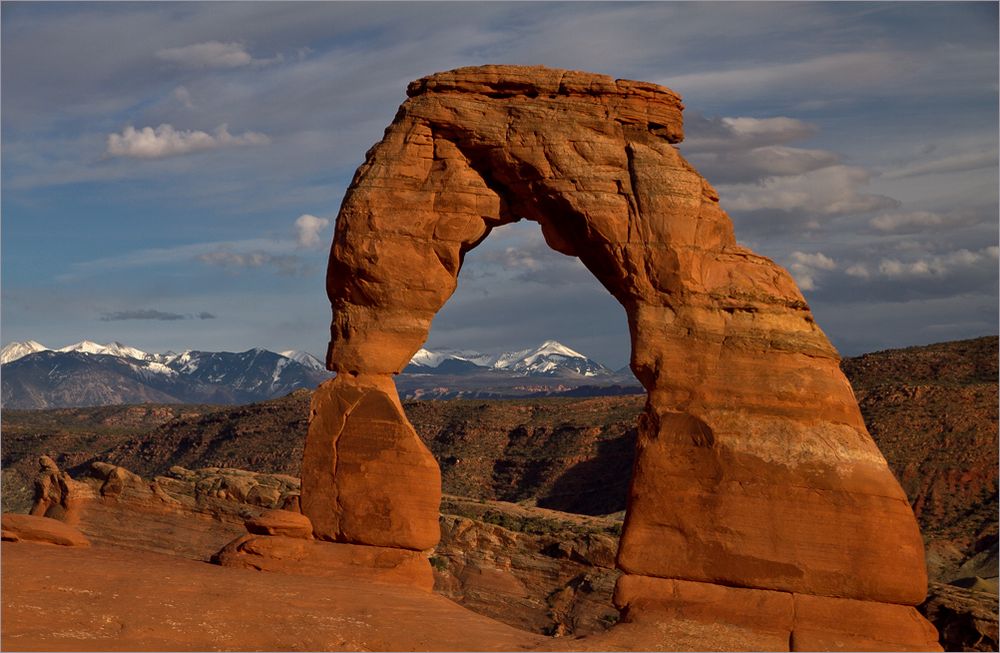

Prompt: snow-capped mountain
xmin=406 ymin=340 xmax=613 ymax=378
xmin=57 ymin=340 xmax=155 ymax=361
xmin=280 ymin=350 xmax=326 ymax=371
xmin=1 ymin=338 xmax=638 ymax=408
xmin=1 ymin=340 xmax=160 ymax=364
xmin=1 ymin=342 xmax=333 ymax=409
xmin=0 ymin=340 xmax=48 ymax=365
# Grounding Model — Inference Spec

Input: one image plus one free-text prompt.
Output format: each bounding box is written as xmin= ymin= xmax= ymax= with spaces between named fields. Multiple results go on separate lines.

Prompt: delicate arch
xmin=302 ymin=65 xmax=938 ymax=649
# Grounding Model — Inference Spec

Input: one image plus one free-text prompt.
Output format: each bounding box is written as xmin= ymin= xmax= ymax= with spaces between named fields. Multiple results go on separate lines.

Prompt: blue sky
xmin=2 ymin=2 xmax=997 ymax=367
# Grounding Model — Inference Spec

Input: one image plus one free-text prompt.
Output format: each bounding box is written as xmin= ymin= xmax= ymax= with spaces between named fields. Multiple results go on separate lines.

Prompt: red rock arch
xmin=303 ymin=65 xmax=939 ymax=649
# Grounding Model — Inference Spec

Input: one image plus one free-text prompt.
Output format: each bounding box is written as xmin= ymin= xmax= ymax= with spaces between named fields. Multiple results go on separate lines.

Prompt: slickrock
xmin=1 ymin=542 xmax=544 ymax=652
xmin=213 ymin=534 xmax=435 ymax=591
xmin=313 ymin=63 xmax=936 ymax=646
xmin=1 ymin=513 xmax=89 ymax=547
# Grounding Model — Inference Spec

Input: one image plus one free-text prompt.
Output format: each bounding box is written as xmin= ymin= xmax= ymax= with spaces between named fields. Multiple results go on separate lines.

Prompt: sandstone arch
xmin=304 ymin=65 xmax=939 ymax=649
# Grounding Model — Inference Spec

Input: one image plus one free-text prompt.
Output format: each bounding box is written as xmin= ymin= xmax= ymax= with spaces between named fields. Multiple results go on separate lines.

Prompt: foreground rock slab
xmin=1 ymin=542 xmax=544 ymax=652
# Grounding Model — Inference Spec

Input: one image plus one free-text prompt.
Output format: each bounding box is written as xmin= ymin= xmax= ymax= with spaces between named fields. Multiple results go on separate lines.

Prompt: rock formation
xmin=310 ymin=64 xmax=939 ymax=649
xmin=214 ymin=508 xmax=434 ymax=591
xmin=29 ymin=459 xmax=300 ymax=561
xmin=1 ymin=513 xmax=90 ymax=547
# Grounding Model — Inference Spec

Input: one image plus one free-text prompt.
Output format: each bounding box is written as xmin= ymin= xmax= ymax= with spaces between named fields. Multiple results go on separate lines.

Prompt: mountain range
xmin=0 ymin=339 xmax=640 ymax=408
xmin=406 ymin=340 xmax=616 ymax=377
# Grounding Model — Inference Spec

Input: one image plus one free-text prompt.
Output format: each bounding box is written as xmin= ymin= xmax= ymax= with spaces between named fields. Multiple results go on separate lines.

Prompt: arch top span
xmin=304 ymin=64 xmax=939 ymax=651
xmin=405 ymin=64 xmax=685 ymax=142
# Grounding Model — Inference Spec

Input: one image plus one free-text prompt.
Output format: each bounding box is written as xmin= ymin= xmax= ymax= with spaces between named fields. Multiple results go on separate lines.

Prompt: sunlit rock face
xmin=307 ymin=64 xmax=939 ymax=650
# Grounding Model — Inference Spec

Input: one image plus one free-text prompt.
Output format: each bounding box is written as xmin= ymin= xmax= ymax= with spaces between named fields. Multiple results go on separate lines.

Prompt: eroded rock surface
xmin=34 ymin=459 xmax=301 ymax=560
xmin=1 ymin=513 xmax=90 ymax=547
xmin=314 ymin=63 xmax=935 ymax=647
xmin=302 ymin=377 xmax=440 ymax=549
xmin=23 ymin=461 xmax=625 ymax=638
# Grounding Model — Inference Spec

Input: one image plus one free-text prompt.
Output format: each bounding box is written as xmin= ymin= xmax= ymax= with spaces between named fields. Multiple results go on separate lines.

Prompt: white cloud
xmin=790 ymin=251 xmax=837 ymax=270
xmin=877 ymin=246 xmax=998 ymax=280
xmin=294 ymin=214 xmax=330 ymax=248
xmin=156 ymin=41 xmax=253 ymax=69
xmin=787 ymin=251 xmax=837 ymax=291
xmin=105 ymin=123 xmax=269 ymax=159
xmin=720 ymin=165 xmax=899 ymax=215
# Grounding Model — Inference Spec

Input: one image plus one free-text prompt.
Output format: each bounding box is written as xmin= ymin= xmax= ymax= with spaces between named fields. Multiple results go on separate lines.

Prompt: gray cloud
xmin=473 ymin=226 xmax=592 ymax=286
xmin=682 ymin=114 xmax=841 ymax=185
xmin=720 ymin=165 xmax=900 ymax=216
xmin=881 ymin=148 xmax=998 ymax=180
xmin=868 ymin=209 xmax=988 ymax=234
xmin=684 ymin=115 xmax=818 ymax=151
xmin=156 ymin=41 xmax=254 ymax=69
xmin=197 ymin=248 xmax=309 ymax=276
xmin=99 ymin=309 xmax=217 ymax=321
xmin=663 ymin=51 xmax=906 ymax=100
xmin=690 ymin=146 xmax=841 ymax=185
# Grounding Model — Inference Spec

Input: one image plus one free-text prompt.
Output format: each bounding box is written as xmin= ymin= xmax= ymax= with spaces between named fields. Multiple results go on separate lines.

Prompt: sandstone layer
xmin=31 ymin=458 xmax=299 ymax=561
xmin=213 ymin=506 xmax=435 ymax=591
xmin=313 ymin=63 xmax=935 ymax=646
xmin=1 ymin=513 xmax=90 ymax=547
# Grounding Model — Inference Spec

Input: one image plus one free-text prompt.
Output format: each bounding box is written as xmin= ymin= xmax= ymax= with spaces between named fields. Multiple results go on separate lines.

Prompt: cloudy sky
xmin=2 ymin=2 xmax=997 ymax=367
